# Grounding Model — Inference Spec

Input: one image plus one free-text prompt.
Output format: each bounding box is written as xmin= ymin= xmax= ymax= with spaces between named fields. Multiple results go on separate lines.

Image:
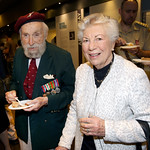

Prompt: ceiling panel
xmin=0 ymin=0 xmax=20 ymax=14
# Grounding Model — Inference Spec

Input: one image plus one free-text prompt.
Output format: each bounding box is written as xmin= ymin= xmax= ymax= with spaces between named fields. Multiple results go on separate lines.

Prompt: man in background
xmin=3 ymin=34 xmax=16 ymax=76
xmin=1 ymin=35 xmax=19 ymax=145
xmin=116 ymin=0 xmax=150 ymax=58
xmin=115 ymin=0 xmax=150 ymax=78
xmin=0 ymin=40 xmax=18 ymax=145
xmin=5 ymin=12 xmax=75 ymax=150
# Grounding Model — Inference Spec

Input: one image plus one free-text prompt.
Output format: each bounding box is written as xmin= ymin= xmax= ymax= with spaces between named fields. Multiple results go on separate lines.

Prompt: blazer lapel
xmin=21 ymin=57 xmax=28 ymax=81
xmin=32 ymin=48 xmax=53 ymax=98
xmin=20 ymin=55 xmax=29 ymax=99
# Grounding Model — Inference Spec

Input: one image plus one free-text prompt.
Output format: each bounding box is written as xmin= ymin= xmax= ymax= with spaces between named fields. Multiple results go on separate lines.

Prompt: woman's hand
xmin=79 ymin=116 xmax=105 ymax=137
xmin=55 ymin=146 xmax=68 ymax=150
xmin=5 ymin=90 xmax=17 ymax=104
xmin=23 ymin=96 xmax=48 ymax=111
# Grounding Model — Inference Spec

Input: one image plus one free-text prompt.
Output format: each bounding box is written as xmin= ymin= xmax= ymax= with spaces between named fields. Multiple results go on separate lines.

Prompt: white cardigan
xmin=58 ymin=54 xmax=150 ymax=150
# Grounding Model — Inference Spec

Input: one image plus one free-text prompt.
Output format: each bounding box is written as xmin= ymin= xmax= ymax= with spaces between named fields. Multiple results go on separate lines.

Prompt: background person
xmin=3 ymin=33 xmax=16 ymax=76
xmin=0 ymin=42 xmax=18 ymax=146
xmin=0 ymin=100 xmax=11 ymax=150
xmin=16 ymin=40 xmax=22 ymax=49
xmin=115 ymin=0 xmax=150 ymax=79
xmin=56 ymin=13 xmax=150 ymax=150
xmin=5 ymin=12 xmax=75 ymax=150
xmin=0 ymin=45 xmax=6 ymax=79
xmin=115 ymin=0 xmax=150 ymax=59
xmin=4 ymin=104 xmax=18 ymax=145
xmin=0 ymin=69 xmax=11 ymax=150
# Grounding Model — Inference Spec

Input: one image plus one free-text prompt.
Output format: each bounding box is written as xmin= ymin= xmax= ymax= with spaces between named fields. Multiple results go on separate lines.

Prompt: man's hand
xmin=115 ymin=37 xmax=126 ymax=47
xmin=23 ymin=96 xmax=48 ymax=111
xmin=122 ymin=47 xmax=140 ymax=55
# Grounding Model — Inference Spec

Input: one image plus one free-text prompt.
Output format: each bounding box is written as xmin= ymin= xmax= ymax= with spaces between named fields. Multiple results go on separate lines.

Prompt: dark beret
xmin=14 ymin=12 xmax=45 ymax=33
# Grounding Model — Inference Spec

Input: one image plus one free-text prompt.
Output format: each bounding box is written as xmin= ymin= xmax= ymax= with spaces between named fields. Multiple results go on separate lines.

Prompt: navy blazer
xmin=10 ymin=42 xmax=75 ymax=150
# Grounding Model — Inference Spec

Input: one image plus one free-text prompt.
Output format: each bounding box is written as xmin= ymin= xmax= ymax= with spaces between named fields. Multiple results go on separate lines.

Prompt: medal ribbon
xmin=41 ymin=79 xmax=59 ymax=93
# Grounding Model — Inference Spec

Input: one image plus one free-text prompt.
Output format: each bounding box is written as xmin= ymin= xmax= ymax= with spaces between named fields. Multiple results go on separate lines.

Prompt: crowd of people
xmin=0 ymin=0 xmax=150 ymax=150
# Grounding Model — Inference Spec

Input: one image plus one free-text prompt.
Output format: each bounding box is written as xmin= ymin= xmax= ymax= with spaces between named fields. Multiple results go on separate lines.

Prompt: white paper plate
xmin=8 ymin=100 xmax=33 ymax=110
xmin=133 ymin=59 xmax=150 ymax=63
xmin=132 ymin=59 xmax=150 ymax=65
xmin=120 ymin=45 xmax=139 ymax=49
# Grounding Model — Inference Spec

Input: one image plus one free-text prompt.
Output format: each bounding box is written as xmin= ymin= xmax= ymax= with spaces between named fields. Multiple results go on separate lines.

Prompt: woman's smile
xmin=89 ymin=52 xmax=101 ymax=59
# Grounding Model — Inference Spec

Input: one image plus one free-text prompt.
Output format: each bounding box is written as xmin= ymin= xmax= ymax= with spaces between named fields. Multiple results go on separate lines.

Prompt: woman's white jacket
xmin=58 ymin=54 xmax=150 ymax=150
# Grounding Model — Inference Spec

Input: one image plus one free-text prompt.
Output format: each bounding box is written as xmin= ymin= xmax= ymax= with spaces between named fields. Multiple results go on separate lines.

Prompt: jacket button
xmin=45 ymin=120 xmax=47 ymax=122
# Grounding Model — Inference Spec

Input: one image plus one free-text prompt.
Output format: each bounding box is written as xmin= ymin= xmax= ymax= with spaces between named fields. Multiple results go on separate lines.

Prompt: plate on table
xmin=8 ymin=100 xmax=33 ymax=110
xmin=120 ymin=45 xmax=139 ymax=49
xmin=132 ymin=59 xmax=150 ymax=65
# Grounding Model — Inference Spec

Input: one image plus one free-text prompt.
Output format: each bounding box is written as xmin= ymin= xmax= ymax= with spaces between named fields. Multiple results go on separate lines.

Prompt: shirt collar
xmin=118 ymin=20 xmax=139 ymax=34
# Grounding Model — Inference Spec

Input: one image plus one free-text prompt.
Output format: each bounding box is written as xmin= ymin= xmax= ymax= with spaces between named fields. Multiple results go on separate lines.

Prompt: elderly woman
xmin=56 ymin=13 xmax=150 ymax=150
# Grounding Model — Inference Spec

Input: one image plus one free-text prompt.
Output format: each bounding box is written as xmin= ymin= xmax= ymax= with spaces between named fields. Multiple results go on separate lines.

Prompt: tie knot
xmin=30 ymin=58 xmax=36 ymax=67
xmin=31 ymin=58 xmax=35 ymax=62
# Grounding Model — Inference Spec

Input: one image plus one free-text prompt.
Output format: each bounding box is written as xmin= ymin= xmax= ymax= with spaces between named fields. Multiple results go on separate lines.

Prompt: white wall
xmin=46 ymin=20 xmax=56 ymax=44
xmin=56 ymin=11 xmax=79 ymax=69
xmin=90 ymin=0 xmax=141 ymax=21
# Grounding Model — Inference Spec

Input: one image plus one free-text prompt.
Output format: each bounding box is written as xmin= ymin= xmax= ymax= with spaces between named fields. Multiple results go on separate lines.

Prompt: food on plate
xmin=12 ymin=102 xmax=20 ymax=108
xmin=126 ymin=42 xmax=134 ymax=46
xmin=12 ymin=101 xmax=28 ymax=108
xmin=120 ymin=42 xmax=138 ymax=50
xmin=141 ymin=57 xmax=150 ymax=61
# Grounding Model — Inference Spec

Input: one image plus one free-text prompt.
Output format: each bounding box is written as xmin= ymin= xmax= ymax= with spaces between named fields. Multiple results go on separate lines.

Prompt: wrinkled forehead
xmin=21 ymin=22 xmax=43 ymax=33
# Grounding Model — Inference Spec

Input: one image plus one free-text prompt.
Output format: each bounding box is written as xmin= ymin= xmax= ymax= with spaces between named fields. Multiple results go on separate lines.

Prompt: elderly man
xmin=5 ymin=12 xmax=75 ymax=150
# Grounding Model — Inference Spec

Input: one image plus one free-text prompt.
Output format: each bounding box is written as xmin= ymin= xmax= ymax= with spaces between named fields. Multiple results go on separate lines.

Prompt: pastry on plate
xmin=141 ymin=57 xmax=150 ymax=61
xmin=126 ymin=42 xmax=134 ymax=46
xmin=12 ymin=101 xmax=20 ymax=108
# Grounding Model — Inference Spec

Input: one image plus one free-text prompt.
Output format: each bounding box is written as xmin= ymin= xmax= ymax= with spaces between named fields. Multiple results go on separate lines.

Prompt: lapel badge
xmin=43 ymin=74 xmax=54 ymax=79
